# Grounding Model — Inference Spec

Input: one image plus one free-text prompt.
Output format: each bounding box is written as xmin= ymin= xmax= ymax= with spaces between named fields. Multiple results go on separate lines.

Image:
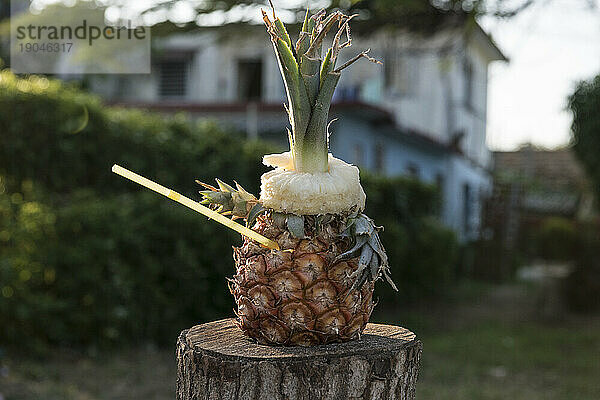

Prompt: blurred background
xmin=0 ymin=0 xmax=599 ymax=399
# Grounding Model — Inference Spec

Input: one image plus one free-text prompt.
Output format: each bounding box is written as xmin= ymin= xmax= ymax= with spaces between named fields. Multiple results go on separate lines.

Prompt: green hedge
xmin=362 ymin=174 xmax=457 ymax=302
xmin=562 ymin=221 xmax=600 ymax=313
xmin=0 ymin=70 xmax=457 ymax=349
xmin=536 ymin=217 xmax=577 ymax=261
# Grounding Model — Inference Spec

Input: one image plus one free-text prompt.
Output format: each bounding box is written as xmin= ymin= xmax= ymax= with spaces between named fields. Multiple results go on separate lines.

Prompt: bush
xmin=535 ymin=217 xmax=577 ymax=261
xmin=562 ymin=222 xmax=600 ymax=313
xmin=570 ymin=76 xmax=600 ymax=200
xmin=362 ymin=174 xmax=458 ymax=303
xmin=0 ymin=70 xmax=273 ymax=348
xmin=0 ymin=70 xmax=457 ymax=349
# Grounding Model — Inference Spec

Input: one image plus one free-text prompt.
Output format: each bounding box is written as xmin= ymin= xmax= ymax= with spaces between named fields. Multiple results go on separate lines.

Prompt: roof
xmin=109 ymin=99 xmax=475 ymax=167
xmin=494 ymin=146 xmax=588 ymax=189
xmin=471 ymin=22 xmax=508 ymax=62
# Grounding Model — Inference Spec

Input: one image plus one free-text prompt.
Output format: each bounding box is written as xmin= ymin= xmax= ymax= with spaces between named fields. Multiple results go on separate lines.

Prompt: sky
xmin=480 ymin=0 xmax=600 ymax=150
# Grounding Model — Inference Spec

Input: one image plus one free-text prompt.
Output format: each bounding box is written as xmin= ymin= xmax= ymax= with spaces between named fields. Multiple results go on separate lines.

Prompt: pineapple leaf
xmin=358 ymin=243 xmax=373 ymax=269
xmin=301 ymin=71 xmax=340 ymax=172
xmin=350 ymin=268 xmax=370 ymax=293
xmin=320 ymin=48 xmax=333 ymax=86
xmin=267 ymin=0 xmax=292 ymax=50
xmin=234 ymin=181 xmax=257 ymax=201
xmin=271 ymin=212 xmax=288 ymax=229
xmin=274 ymin=37 xmax=311 ymax=148
xmin=195 ymin=180 xmax=218 ymax=191
xmin=306 ymin=11 xmax=343 ymax=58
xmin=286 ymin=214 xmax=305 ymax=238
xmin=197 ymin=178 xmax=259 ymax=220
xmin=263 ymin=7 xmax=311 ymax=154
xmin=215 ymin=178 xmax=236 ymax=193
xmin=384 ymin=269 xmax=398 ymax=291
xmin=333 ymin=235 xmax=368 ymax=263
xmin=345 ymin=216 xmax=356 ymax=230
xmin=307 ymin=9 xmax=324 ymax=38
xmin=286 ymin=128 xmax=295 ymax=158
xmin=264 ymin=8 xmax=380 ymax=174
xmin=199 ymin=190 xmax=231 ymax=205
xmin=334 ymin=49 xmax=382 ymax=73
xmin=301 ymin=8 xmax=310 ymax=33
xmin=299 ymin=53 xmax=321 ymax=107
xmin=246 ymin=203 xmax=265 ymax=228
xmin=273 ymin=18 xmax=292 ymax=51
xmin=296 ymin=31 xmax=310 ymax=60
xmin=231 ymin=193 xmax=249 ymax=216
xmin=353 ymin=214 xmax=375 ymax=236
xmin=368 ymin=231 xmax=388 ymax=265
xmin=369 ymin=253 xmax=379 ymax=280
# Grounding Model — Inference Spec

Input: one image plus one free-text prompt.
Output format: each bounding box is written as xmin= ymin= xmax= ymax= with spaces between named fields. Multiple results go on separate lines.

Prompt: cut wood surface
xmin=176 ymin=318 xmax=422 ymax=400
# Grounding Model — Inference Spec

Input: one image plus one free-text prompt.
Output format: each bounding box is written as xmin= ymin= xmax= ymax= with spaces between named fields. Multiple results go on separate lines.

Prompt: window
xmin=463 ymin=59 xmax=474 ymax=109
xmin=384 ymin=51 xmax=418 ymax=96
xmin=406 ymin=162 xmax=420 ymax=179
xmin=374 ymin=143 xmax=385 ymax=173
xmin=435 ymin=173 xmax=445 ymax=192
xmin=238 ymin=59 xmax=263 ymax=101
xmin=158 ymin=60 xmax=188 ymax=98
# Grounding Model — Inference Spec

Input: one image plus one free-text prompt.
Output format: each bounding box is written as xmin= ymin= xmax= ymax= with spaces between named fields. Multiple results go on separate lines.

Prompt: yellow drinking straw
xmin=112 ymin=165 xmax=279 ymax=251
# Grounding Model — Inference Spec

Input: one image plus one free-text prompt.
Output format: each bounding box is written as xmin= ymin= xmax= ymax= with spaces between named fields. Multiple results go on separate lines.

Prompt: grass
xmin=2 ymin=282 xmax=599 ymax=399
xmin=418 ymin=319 xmax=600 ymax=399
xmin=1 ymin=347 xmax=174 ymax=400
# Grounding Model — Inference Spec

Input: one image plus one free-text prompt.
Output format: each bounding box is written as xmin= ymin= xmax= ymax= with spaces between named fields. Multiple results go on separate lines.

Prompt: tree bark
xmin=176 ymin=318 xmax=422 ymax=400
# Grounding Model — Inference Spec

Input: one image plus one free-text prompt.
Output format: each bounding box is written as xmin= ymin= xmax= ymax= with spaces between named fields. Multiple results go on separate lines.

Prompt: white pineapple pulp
xmin=259 ymin=152 xmax=366 ymax=215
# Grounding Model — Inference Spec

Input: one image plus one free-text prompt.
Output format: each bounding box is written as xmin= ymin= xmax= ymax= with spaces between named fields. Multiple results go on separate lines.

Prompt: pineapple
xmin=198 ymin=7 xmax=396 ymax=345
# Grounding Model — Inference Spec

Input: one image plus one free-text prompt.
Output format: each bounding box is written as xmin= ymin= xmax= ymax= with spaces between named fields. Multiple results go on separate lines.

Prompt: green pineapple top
xmin=262 ymin=7 xmax=381 ymax=173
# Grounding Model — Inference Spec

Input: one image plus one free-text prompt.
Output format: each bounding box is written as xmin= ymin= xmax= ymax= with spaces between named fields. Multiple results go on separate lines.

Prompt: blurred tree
xmin=567 ymin=75 xmax=600 ymax=313
xmin=569 ymin=75 xmax=600 ymax=200
xmin=138 ymin=0 xmax=576 ymax=25
xmin=142 ymin=0 xmax=536 ymax=18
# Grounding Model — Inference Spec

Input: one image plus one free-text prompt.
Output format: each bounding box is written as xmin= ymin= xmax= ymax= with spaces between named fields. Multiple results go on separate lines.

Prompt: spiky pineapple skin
xmin=231 ymin=214 xmax=374 ymax=346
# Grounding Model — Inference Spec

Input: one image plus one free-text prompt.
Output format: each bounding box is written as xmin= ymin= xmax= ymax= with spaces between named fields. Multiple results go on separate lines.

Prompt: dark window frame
xmin=237 ymin=58 xmax=264 ymax=102
xmin=158 ymin=58 xmax=189 ymax=99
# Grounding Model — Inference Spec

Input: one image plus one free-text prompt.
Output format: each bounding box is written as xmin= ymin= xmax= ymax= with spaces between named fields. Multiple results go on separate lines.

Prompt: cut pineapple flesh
xmin=260 ymin=152 xmax=366 ymax=215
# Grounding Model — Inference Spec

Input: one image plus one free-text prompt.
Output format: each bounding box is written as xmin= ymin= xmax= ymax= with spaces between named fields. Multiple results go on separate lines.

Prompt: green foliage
xmin=569 ymin=75 xmax=600 ymax=200
xmin=362 ymin=173 xmax=459 ymax=302
xmin=535 ymin=217 xmax=577 ymax=261
xmin=562 ymin=222 xmax=600 ymax=313
xmin=0 ymin=70 xmax=273 ymax=348
xmin=0 ymin=70 xmax=456 ymax=349
xmin=0 ymin=71 xmax=269 ymax=196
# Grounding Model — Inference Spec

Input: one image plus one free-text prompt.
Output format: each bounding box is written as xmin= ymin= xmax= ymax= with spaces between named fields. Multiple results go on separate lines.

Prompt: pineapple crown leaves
xmin=270 ymin=212 xmax=337 ymax=240
xmin=271 ymin=212 xmax=306 ymax=239
xmin=262 ymin=5 xmax=382 ymax=173
xmin=197 ymin=179 xmax=264 ymax=226
xmin=337 ymin=213 xmax=398 ymax=292
xmin=269 ymin=209 xmax=396 ymax=292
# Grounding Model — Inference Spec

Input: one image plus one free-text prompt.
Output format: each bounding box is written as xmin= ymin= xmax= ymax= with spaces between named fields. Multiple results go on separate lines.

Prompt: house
xmin=483 ymin=145 xmax=596 ymax=267
xmin=492 ymin=145 xmax=595 ymax=220
xmin=89 ymin=12 xmax=506 ymax=241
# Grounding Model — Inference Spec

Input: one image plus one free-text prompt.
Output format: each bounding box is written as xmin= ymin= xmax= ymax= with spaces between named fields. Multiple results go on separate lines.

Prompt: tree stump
xmin=176 ymin=318 xmax=422 ymax=400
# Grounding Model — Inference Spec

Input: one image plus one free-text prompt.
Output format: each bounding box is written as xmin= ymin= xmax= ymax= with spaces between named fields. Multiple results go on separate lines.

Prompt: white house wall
xmin=84 ymin=23 xmax=502 ymax=241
